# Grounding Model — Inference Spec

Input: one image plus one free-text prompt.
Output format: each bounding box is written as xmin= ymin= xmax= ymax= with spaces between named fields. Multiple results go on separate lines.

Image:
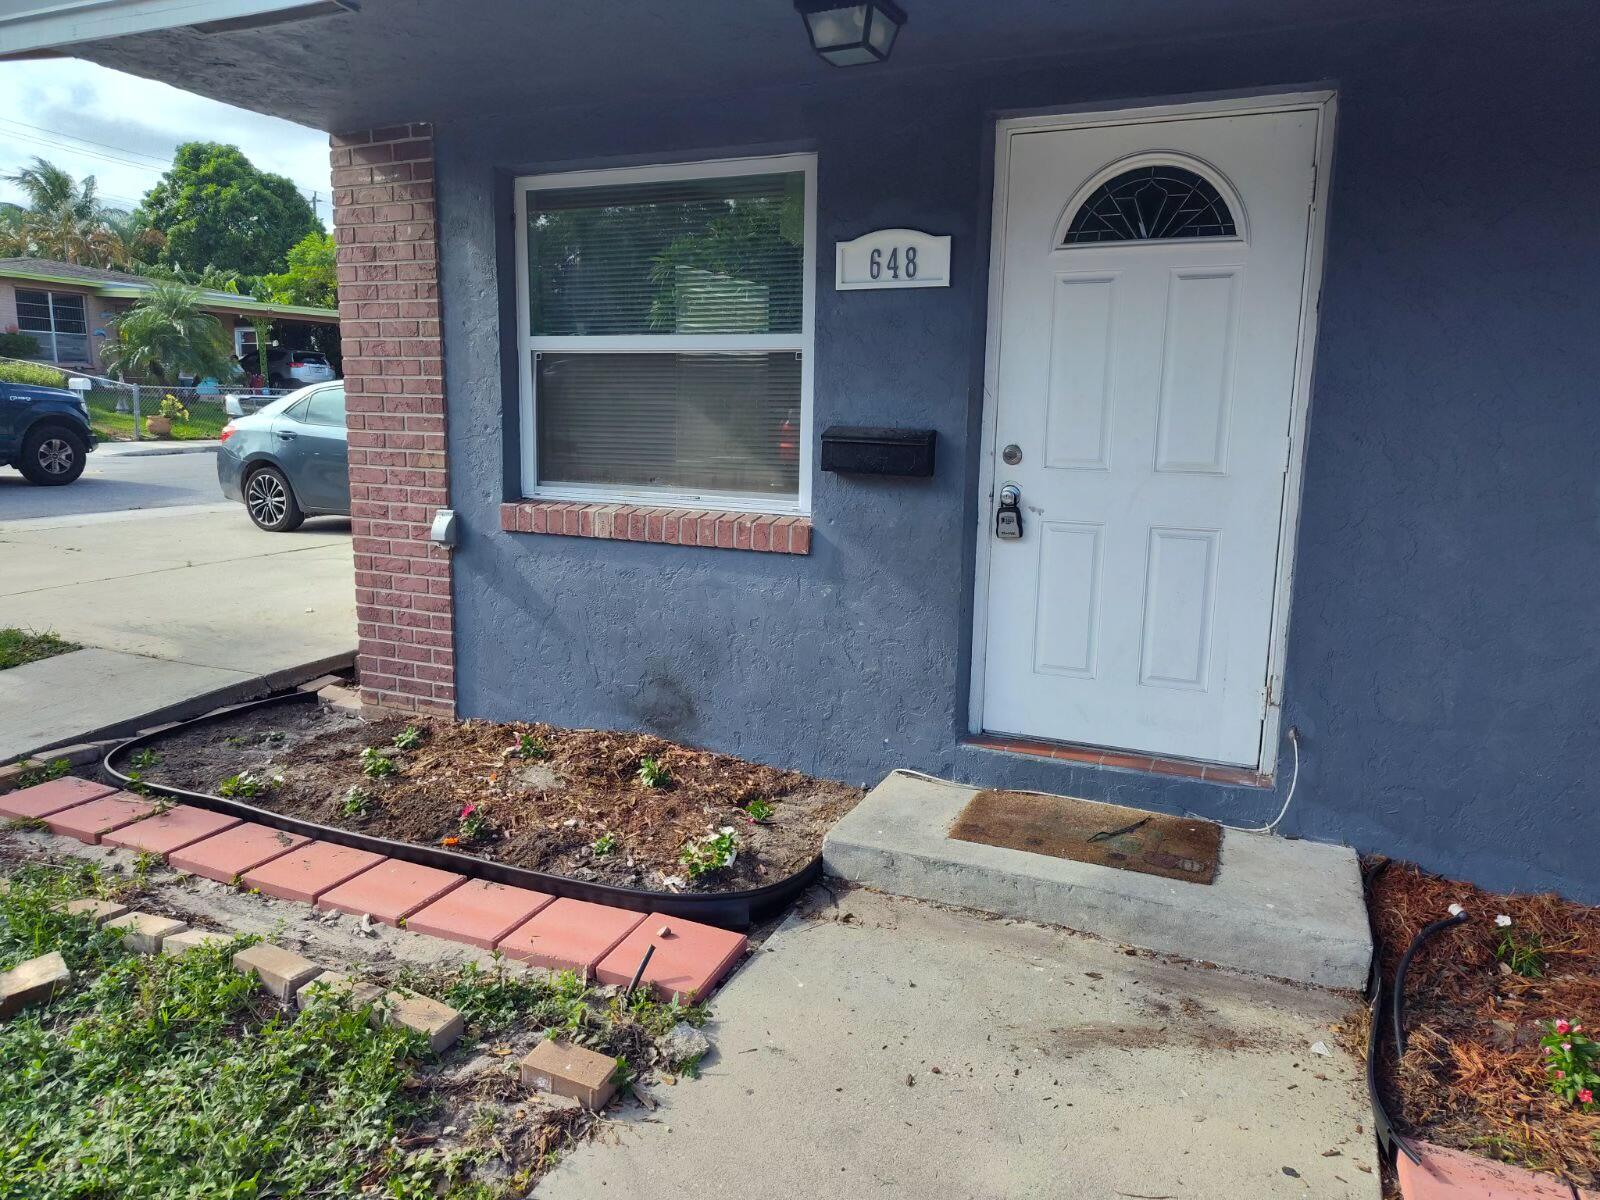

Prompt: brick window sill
xmin=499 ymin=501 xmax=811 ymax=555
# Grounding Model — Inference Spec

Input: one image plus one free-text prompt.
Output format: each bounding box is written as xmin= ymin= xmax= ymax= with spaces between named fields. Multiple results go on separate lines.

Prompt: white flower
xmin=1448 ymin=903 xmax=1465 ymax=917
xmin=1495 ymin=914 xmax=1512 ymax=928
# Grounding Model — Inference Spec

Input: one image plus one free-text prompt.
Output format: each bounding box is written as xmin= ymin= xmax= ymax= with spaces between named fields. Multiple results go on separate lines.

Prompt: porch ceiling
xmin=57 ymin=0 xmax=1501 ymax=133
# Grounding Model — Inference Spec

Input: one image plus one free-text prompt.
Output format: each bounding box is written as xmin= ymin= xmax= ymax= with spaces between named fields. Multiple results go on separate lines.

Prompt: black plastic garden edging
xmin=100 ymin=690 xmax=819 ymax=929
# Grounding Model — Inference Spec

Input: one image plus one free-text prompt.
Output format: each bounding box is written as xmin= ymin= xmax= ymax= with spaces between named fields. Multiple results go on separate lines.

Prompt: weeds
xmin=513 ymin=733 xmax=548 ymax=761
xmin=341 ymin=786 xmax=373 ymax=818
xmin=636 ymin=756 xmax=670 ymax=789
xmin=680 ymin=827 xmax=738 ymax=880
xmin=359 ymin=747 xmax=396 ymax=779
xmin=217 ymin=772 xmax=269 ymax=799
xmin=16 ymin=757 xmax=70 ymax=789
xmin=744 ymin=797 xmax=774 ymax=823
xmin=591 ymin=832 xmax=618 ymax=857
xmin=128 ymin=749 xmax=160 ymax=770
xmin=0 ymin=627 xmax=79 ymax=671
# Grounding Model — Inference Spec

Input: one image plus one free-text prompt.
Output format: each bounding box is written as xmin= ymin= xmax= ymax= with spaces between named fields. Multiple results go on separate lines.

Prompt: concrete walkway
xmin=0 ymin=504 xmax=353 ymax=760
xmin=540 ymin=887 xmax=1378 ymax=1200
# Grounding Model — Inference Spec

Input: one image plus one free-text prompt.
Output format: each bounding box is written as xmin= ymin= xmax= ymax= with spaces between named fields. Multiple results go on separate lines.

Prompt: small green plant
xmin=121 ymin=769 xmax=151 ymax=796
xmin=157 ymin=393 xmax=191 ymax=422
xmin=16 ymin=757 xmax=70 ymax=789
xmin=636 ymin=756 xmax=670 ymax=789
xmin=591 ymin=832 xmax=618 ymax=857
xmin=128 ymin=749 xmax=160 ymax=770
xmin=457 ymin=803 xmax=494 ymax=843
xmin=1542 ymin=1019 xmax=1599 ymax=1111
xmin=217 ymin=772 xmax=267 ymax=799
xmin=359 ymin=747 xmax=396 ymax=779
xmin=744 ymin=797 xmax=774 ymax=823
xmin=341 ymin=787 xmax=372 ymax=818
xmin=1493 ymin=914 xmax=1545 ymax=978
xmin=680 ymin=826 xmax=738 ymax=880
xmin=392 ymin=725 xmax=423 ymax=751
xmin=513 ymin=732 xmax=548 ymax=760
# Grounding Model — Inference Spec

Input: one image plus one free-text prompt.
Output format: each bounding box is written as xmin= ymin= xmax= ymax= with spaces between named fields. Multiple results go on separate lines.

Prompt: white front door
xmin=977 ymin=102 xmax=1326 ymax=767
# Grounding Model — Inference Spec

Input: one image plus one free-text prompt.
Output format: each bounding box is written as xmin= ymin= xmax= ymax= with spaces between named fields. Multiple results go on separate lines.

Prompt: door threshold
xmin=963 ymin=733 xmax=1271 ymax=789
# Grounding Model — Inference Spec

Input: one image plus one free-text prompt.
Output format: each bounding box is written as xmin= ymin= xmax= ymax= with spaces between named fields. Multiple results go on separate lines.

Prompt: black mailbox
xmin=820 ymin=426 xmax=936 ymax=477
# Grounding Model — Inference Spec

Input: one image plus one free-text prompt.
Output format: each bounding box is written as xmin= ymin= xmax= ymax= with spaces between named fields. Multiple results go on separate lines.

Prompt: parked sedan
xmin=216 ymin=382 xmax=347 ymax=531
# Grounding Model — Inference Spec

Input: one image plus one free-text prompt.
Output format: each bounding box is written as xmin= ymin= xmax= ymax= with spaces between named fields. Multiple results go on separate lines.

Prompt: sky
xmin=0 ymin=57 xmax=333 ymax=225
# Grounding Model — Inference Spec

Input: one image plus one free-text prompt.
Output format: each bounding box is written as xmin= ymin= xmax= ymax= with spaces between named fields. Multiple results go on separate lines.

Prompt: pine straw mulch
xmin=128 ymin=703 xmax=863 ymax=895
xmin=1366 ymin=856 xmax=1600 ymax=1187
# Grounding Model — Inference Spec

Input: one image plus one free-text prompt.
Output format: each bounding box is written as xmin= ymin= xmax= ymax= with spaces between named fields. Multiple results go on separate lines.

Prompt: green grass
xmin=0 ymin=628 xmax=79 ymax=672
xmin=86 ymin=393 xmax=230 ymax=443
xmin=0 ymin=864 xmax=708 ymax=1198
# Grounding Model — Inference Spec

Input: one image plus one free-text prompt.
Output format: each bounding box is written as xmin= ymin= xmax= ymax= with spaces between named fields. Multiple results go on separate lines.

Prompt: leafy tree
xmin=98 ymin=281 xmax=233 ymax=384
xmin=0 ymin=157 xmax=135 ymax=268
xmin=261 ymin=231 xmax=336 ymax=308
xmin=135 ymin=142 xmax=318 ymax=278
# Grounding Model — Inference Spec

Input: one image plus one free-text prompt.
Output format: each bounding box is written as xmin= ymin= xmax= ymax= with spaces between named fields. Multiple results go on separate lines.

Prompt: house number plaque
xmin=835 ymin=228 xmax=952 ymax=290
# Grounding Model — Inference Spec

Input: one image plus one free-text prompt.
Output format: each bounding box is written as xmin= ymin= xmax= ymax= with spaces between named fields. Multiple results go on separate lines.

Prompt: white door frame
xmin=968 ymin=89 xmax=1338 ymax=776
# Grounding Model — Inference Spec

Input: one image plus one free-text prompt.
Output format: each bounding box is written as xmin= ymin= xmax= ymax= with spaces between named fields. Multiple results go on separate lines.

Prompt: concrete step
xmin=822 ymin=771 xmax=1371 ymax=989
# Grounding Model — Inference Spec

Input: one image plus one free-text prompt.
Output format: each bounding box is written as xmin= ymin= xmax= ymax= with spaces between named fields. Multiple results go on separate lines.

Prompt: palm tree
xmin=0 ymin=157 xmax=132 ymax=268
xmin=99 ymin=281 xmax=234 ymax=384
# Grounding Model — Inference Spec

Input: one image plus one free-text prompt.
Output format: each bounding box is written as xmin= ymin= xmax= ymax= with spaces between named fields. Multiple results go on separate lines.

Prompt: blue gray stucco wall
xmin=434 ymin=3 xmax=1600 ymax=903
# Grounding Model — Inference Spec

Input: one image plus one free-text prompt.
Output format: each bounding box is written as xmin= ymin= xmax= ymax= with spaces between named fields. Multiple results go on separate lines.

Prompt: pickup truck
xmin=0 ymin=379 xmax=96 ymax=485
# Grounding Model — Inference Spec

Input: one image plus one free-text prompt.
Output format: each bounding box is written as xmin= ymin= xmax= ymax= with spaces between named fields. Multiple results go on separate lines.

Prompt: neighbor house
xmin=0 ymin=258 xmax=337 ymax=374
xmin=5 ymin=0 xmax=1593 ymax=902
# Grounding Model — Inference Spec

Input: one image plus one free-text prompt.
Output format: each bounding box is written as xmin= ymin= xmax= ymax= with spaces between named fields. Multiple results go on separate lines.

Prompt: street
xmin=0 ymin=448 xmax=354 ymax=760
xmin=0 ymin=444 xmax=225 ymax=520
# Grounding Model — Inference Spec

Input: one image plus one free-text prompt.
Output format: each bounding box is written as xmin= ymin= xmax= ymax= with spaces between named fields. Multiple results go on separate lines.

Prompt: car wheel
xmin=244 ymin=465 xmax=305 ymax=532
xmin=18 ymin=424 xmax=87 ymax=485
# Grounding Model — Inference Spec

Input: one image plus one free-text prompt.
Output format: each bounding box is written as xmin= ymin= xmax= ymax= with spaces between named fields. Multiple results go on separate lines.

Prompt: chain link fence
xmin=80 ymin=379 xmax=292 ymax=443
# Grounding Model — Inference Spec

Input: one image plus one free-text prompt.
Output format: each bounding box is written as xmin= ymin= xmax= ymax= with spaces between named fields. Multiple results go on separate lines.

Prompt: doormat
xmin=948 ymin=790 xmax=1222 ymax=884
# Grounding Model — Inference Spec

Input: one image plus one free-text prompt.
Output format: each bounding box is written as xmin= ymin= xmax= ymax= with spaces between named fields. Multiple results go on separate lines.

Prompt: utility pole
xmin=309 ymin=190 xmax=322 ymax=222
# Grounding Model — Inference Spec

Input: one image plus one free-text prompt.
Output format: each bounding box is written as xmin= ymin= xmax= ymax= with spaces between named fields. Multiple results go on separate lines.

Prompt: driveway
xmin=0 ymin=498 xmax=354 ymax=760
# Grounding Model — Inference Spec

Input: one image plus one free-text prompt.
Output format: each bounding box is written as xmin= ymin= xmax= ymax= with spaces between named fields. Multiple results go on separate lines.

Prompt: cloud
xmin=0 ymin=57 xmax=331 ymax=223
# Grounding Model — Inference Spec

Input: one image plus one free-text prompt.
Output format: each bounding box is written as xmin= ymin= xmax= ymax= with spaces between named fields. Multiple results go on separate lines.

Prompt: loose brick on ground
xmin=380 ymin=991 xmax=463 ymax=1053
xmin=106 ymin=911 xmax=188 ymax=954
xmin=297 ymin=970 xmax=384 ymax=1011
xmin=43 ymin=792 xmax=156 ymax=844
xmin=161 ymin=928 xmax=233 ymax=958
xmin=1395 ymin=1139 xmax=1585 ymax=1199
xmin=241 ymin=842 xmax=386 ymax=902
xmin=594 ymin=913 xmax=749 ymax=1002
xmin=102 ymin=805 xmax=243 ymax=856
xmin=64 ymin=898 xmax=129 ymax=926
xmin=404 ymin=879 xmax=553 ymax=949
xmin=0 ymin=951 xmax=70 ymax=1020
xmin=315 ymin=858 xmax=465 ymax=925
xmin=0 ymin=776 xmax=116 ymax=819
xmin=233 ymin=943 xmax=321 ymax=1000
xmin=497 ymin=898 xmax=646 ymax=977
xmin=520 ymin=1038 xmax=618 ymax=1109
xmin=169 ymin=822 xmax=311 ymax=882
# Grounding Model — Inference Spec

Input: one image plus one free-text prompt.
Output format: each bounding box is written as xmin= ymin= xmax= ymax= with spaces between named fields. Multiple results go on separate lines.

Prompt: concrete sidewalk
xmin=0 ymin=503 xmax=354 ymax=761
xmin=540 ymin=887 xmax=1378 ymax=1200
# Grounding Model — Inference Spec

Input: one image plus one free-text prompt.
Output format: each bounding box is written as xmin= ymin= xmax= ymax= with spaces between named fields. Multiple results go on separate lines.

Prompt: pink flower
xmin=1581 ymin=1090 xmax=1595 ymax=1105
xmin=1576 ymin=1024 xmax=1585 ymax=1033
xmin=1562 ymin=1043 xmax=1573 ymax=1052
xmin=1555 ymin=1070 xmax=1566 ymax=1079
xmin=1556 ymin=1020 xmax=1572 ymax=1034
xmin=460 ymin=803 xmax=476 ymax=817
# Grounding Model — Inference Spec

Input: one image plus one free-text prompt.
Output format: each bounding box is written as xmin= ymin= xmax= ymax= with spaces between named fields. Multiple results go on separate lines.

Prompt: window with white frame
xmin=14 ymin=289 xmax=89 ymax=363
xmin=515 ymin=155 xmax=815 ymax=513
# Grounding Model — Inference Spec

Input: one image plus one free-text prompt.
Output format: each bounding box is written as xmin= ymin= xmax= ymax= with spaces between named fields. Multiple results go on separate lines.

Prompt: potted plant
xmin=146 ymin=393 xmax=189 ymax=438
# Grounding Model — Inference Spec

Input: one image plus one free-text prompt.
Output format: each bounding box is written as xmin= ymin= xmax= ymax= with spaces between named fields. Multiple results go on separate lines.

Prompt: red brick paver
xmin=169 ymin=822 xmax=311 ymax=883
xmin=315 ymin=858 xmax=466 ymax=925
xmin=102 ymin=806 xmax=243 ymax=856
xmin=406 ymin=879 xmax=554 ymax=949
xmin=595 ymin=913 xmax=749 ymax=1001
xmin=241 ymin=842 xmax=386 ymax=903
xmin=0 ymin=776 xmax=116 ymax=820
xmin=1396 ymin=1139 xmax=1597 ymax=1199
xmin=497 ymin=898 xmax=646 ymax=977
xmin=44 ymin=793 xmax=156 ymax=843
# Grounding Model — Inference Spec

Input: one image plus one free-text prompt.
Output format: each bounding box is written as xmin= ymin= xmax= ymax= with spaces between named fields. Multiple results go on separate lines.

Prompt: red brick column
xmin=330 ymin=123 xmax=454 ymax=715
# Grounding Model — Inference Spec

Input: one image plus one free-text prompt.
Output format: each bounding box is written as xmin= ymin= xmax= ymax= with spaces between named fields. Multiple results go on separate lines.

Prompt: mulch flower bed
xmin=123 ymin=703 xmax=863 ymax=895
xmin=1366 ymin=857 xmax=1600 ymax=1188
